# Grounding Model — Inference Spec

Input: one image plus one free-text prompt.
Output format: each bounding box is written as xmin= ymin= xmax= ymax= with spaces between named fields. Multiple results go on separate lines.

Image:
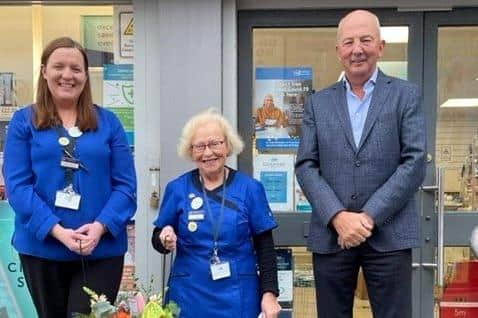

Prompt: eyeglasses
xmin=191 ymin=140 xmax=225 ymax=153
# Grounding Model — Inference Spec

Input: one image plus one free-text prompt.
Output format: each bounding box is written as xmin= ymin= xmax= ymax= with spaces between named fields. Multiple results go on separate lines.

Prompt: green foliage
xmin=74 ymin=285 xmax=180 ymax=318
xmin=141 ymin=296 xmax=180 ymax=318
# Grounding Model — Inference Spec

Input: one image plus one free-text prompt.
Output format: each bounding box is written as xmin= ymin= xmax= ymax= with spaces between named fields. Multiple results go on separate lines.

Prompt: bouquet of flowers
xmin=73 ymin=286 xmax=180 ymax=318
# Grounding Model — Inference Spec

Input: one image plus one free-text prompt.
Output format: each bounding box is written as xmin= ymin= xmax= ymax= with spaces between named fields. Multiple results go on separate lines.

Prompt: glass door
xmin=238 ymin=9 xmax=425 ymax=318
xmin=424 ymin=8 xmax=478 ymax=318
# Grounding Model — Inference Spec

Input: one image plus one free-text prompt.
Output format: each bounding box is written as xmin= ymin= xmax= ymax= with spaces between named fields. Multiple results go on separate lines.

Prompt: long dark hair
xmin=34 ymin=36 xmax=97 ymax=131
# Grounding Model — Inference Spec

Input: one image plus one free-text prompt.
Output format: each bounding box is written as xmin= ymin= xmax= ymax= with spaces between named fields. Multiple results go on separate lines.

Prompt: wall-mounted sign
xmin=114 ymin=6 xmax=134 ymax=64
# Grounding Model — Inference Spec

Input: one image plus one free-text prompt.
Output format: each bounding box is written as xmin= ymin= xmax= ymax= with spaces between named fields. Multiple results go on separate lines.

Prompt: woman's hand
xmin=50 ymin=224 xmax=88 ymax=254
xmin=159 ymin=225 xmax=177 ymax=251
xmin=261 ymin=291 xmax=281 ymax=318
xmin=74 ymin=221 xmax=107 ymax=255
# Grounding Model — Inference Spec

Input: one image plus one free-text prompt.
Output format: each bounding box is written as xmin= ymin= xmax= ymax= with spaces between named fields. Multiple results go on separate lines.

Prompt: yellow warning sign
xmin=124 ymin=18 xmax=134 ymax=36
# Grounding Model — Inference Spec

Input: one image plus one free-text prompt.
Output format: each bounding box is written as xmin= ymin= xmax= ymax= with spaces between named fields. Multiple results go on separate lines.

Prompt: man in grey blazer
xmin=295 ymin=10 xmax=426 ymax=318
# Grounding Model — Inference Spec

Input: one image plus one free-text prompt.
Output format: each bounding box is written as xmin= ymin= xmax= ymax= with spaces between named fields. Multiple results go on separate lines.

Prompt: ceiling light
xmin=440 ymin=98 xmax=478 ymax=108
xmin=381 ymin=27 xmax=409 ymax=43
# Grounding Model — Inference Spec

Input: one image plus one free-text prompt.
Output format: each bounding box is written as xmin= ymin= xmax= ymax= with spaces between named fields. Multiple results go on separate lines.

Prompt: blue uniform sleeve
xmin=246 ymin=179 xmax=278 ymax=235
xmin=96 ymin=112 xmax=137 ymax=237
xmin=4 ymin=109 xmax=60 ymax=241
xmin=153 ymin=181 xmax=180 ymax=229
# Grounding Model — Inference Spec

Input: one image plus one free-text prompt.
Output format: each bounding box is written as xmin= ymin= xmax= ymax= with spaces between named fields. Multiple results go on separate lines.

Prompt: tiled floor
xmin=353 ymin=298 xmax=373 ymax=318
xmin=291 ymin=246 xmax=374 ymax=318
xmin=294 ymin=288 xmax=372 ymax=318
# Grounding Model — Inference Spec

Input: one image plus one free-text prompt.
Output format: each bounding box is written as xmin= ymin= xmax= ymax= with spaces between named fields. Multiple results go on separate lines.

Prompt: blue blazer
xmin=295 ymin=70 xmax=426 ymax=253
xmin=4 ymin=105 xmax=137 ymax=260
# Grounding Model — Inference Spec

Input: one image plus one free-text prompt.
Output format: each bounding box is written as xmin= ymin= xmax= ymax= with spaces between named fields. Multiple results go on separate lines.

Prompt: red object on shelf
xmin=440 ymin=261 xmax=478 ymax=317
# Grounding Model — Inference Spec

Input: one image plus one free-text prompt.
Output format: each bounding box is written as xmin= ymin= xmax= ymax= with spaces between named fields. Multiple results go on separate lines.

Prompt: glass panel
xmin=437 ymin=27 xmax=478 ymax=212
xmin=252 ymin=26 xmax=408 ymax=317
xmin=0 ymin=4 xmax=135 ymax=316
xmin=436 ymin=26 xmax=478 ymax=318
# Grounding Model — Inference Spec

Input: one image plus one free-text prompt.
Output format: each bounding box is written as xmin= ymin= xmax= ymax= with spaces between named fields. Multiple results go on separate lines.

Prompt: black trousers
xmin=313 ymin=243 xmax=412 ymax=318
xmin=20 ymin=254 xmax=124 ymax=318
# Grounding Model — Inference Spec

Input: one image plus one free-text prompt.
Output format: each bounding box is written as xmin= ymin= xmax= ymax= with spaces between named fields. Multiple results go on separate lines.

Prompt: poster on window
xmin=254 ymin=67 xmax=312 ymax=152
xmin=0 ymin=202 xmax=36 ymax=317
xmin=81 ymin=15 xmax=114 ymax=67
xmin=253 ymin=154 xmax=294 ymax=211
xmin=103 ymin=64 xmax=134 ymax=147
xmin=294 ymin=176 xmax=312 ymax=213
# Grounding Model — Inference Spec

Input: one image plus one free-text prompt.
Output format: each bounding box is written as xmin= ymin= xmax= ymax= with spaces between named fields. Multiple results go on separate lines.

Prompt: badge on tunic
xmin=188 ymin=210 xmax=205 ymax=221
xmin=191 ymin=197 xmax=203 ymax=210
xmin=68 ymin=126 xmax=83 ymax=138
xmin=188 ymin=193 xmax=195 ymax=199
xmin=58 ymin=137 xmax=70 ymax=146
xmin=188 ymin=221 xmax=198 ymax=232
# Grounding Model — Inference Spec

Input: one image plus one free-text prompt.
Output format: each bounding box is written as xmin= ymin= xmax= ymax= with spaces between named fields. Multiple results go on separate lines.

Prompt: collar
xmin=192 ymin=166 xmax=236 ymax=194
xmin=342 ymin=67 xmax=379 ymax=90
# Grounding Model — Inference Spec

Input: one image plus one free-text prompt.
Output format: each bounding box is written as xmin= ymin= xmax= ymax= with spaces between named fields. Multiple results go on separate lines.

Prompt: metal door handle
xmin=421 ymin=185 xmax=438 ymax=192
xmin=437 ymin=167 xmax=445 ymax=289
xmin=418 ymin=168 xmax=445 ymax=291
xmin=412 ymin=262 xmax=438 ymax=269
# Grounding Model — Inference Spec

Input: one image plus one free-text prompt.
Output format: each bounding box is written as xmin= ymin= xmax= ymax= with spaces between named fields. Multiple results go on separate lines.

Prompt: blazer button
xmin=351 ymin=194 xmax=358 ymax=200
xmin=355 ymin=160 xmax=361 ymax=167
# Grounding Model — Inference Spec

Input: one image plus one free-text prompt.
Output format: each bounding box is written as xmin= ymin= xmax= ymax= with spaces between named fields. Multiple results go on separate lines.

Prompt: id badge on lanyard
xmin=55 ymin=184 xmax=81 ymax=210
xmin=201 ymin=169 xmax=231 ymax=280
xmin=210 ymin=248 xmax=231 ymax=280
xmin=55 ymin=126 xmax=84 ymax=211
xmin=210 ymin=260 xmax=231 ymax=280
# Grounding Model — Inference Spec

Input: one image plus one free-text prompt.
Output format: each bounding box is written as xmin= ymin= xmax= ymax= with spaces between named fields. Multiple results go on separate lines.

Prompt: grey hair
xmin=177 ymin=108 xmax=244 ymax=160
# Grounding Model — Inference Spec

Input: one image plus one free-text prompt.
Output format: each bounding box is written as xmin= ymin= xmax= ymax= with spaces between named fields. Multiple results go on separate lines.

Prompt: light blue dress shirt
xmin=344 ymin=68 xmax=378 ymax=147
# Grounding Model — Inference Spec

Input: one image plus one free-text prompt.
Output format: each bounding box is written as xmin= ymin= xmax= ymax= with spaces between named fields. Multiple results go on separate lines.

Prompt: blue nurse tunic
xmin=153 ymin=168 xmax=277 ymax=318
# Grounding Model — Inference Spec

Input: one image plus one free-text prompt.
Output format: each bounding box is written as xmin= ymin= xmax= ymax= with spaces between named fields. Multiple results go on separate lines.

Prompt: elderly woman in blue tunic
xmin=151 ymin=110 xmax=281 ymax=318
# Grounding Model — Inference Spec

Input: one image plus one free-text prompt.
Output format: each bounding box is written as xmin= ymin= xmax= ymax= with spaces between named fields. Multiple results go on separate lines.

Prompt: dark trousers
xmin=313 ymin=243 xmax=412 ymax=318
xmin=20 ymin=254 xmax=124 ymax=318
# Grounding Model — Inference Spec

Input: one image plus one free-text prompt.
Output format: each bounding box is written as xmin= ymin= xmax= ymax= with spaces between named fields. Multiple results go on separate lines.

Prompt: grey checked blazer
xmin=295 ymin=70 xmax=426 ymax=253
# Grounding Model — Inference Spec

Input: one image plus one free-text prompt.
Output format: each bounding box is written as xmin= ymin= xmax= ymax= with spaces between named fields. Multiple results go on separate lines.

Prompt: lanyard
xmin=55 ymin=126 xmax=80 ymax=188
xmin=200 ymin=169 xmax=227 ymax=263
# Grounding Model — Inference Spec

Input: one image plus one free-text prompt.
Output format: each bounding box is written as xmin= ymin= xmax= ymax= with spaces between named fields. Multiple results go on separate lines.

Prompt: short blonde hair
xmin=178 ymin=109 xmax=244 ymax=160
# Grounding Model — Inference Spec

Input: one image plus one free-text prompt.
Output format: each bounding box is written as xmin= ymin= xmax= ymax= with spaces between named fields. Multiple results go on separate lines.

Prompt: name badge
xmin=210 ymin=261 xmax=231 ymax=280
xmin=60 ymin=156 xmax=80 ymax=170
xmin=55 ymin=190 xmax=81 ymax=210
xmin=188 ymin=210 xmax=205 ymax=221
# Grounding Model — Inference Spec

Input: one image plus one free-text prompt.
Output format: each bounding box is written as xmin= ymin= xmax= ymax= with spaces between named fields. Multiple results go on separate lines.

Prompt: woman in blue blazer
xmin=3 ymin=37 xmax=137 ymax=317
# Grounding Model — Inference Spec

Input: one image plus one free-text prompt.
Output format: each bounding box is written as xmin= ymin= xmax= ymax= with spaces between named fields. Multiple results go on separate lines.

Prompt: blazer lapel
xmin=331 ymin=82 xmax=357 ymax=153
xmin=357 ymin=70 xmax=392 ymax=151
